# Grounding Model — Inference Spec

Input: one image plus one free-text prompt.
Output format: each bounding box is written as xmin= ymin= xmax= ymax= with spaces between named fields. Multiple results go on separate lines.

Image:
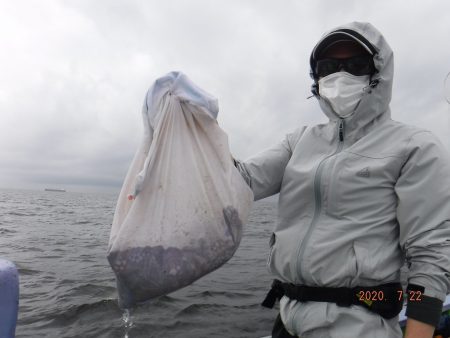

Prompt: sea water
xmin=0 ymin=188 xmax=277 ymax=337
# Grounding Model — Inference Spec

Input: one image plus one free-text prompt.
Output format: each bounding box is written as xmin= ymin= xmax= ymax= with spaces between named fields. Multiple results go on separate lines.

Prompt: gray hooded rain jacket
xmin=236 ymin=22 xmax=450 ymax=338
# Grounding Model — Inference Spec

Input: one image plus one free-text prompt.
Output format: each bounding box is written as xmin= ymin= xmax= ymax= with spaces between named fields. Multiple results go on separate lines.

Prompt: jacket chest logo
xmin=356 ymin=167 xmax=371 ymax=178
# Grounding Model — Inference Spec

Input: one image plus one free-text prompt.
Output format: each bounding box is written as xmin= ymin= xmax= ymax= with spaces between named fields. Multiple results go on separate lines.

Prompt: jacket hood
xmin=310 ymin=22 xmax=394 ymax=141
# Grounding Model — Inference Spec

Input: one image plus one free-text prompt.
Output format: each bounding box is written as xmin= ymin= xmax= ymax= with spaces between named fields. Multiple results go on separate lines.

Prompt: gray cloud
xmin=1 ymin=0 xmax=450 ymax=192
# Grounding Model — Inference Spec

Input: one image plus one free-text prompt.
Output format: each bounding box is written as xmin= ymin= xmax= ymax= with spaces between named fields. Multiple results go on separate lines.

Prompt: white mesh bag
xmin=107 ymin=72 xmax=254 ymax=308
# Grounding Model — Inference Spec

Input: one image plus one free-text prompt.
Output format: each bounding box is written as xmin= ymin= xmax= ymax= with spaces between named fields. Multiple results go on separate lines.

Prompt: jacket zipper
xmin=294 ymin=119 xmax=345 ymax=283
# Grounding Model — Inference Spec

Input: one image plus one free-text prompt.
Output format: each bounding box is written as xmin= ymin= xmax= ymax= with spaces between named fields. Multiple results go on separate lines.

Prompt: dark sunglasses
xmin=315 ymin=55 xmax=376 ymax=78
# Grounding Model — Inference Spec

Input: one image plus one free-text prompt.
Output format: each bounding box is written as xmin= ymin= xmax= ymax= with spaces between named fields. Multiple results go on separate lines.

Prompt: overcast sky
xmin=1 ymin=0 xmax=450 ymax=192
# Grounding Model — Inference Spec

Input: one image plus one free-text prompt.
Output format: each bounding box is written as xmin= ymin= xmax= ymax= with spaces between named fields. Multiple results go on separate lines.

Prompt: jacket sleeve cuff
xmin=405 ymin=294 xmax=443 ymax=327
xmin=233 ymin=159 xmax=253 ymax=189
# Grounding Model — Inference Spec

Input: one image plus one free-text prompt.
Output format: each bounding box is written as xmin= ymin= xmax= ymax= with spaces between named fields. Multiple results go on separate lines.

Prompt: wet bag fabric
xmin=107 ymin=72 xmax=254 ymax=308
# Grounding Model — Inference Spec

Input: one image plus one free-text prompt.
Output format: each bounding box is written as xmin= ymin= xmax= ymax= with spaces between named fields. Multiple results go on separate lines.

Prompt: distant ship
xmin=44 ymin=188 xmax=66 ymax=192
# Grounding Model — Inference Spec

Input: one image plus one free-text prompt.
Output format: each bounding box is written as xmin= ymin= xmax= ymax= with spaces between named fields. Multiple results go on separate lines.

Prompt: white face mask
xmin=318 ymin=72 xmax=370 ymax=118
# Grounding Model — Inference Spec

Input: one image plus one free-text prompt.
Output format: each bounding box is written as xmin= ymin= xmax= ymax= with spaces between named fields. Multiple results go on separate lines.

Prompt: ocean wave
xmin=43 ymin=299 xmax=120 ymax=327
xmin=175 ymin=303 xmax=229 ymax=317
xmin=7 ymin=211 xmax=35 ymax=216
xmin=19 ymin=268 xmax=41 ymax=276
xmin=68 ymin=283 xmax=116 ymax=297
xmin=73 ymin=220 xmax=92 ymax=225
xmin=0 ymin=227 xmax=17 ymax=234
xmin=192 ymin=290 xmax=254 ymax=299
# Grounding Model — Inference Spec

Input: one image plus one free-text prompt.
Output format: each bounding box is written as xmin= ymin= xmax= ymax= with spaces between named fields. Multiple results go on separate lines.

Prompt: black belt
xmin=262 ymin=279 xmax=404 ymax=319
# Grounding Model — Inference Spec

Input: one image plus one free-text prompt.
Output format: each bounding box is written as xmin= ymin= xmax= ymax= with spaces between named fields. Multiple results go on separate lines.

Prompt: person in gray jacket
xmin=234 ymin=22 xmax=450 ymax=338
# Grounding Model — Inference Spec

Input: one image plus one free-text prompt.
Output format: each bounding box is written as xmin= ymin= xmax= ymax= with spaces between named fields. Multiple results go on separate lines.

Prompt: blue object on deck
xmin=0 ymin=259 xmax=19 ymax=338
